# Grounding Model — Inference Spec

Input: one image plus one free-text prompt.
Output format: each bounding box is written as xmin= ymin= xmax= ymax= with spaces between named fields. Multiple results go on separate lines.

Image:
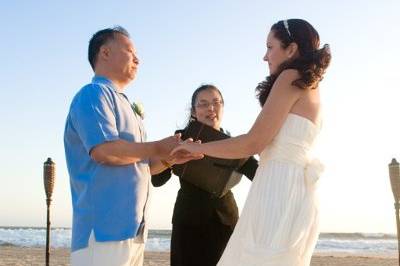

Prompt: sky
xmin=0 ymin=0 xmax=399 ymax=234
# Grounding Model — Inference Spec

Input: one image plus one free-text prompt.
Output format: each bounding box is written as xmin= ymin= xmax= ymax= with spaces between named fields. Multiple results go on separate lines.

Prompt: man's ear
xmin=287 ymin=42 xmax=299 ymax=59
xmin=98 ymin=45 xmax=110 ymax=61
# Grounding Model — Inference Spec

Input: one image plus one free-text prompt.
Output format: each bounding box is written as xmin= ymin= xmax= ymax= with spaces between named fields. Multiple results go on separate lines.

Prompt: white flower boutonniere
xmin=131 ymin=102 xmax=145 ymax=119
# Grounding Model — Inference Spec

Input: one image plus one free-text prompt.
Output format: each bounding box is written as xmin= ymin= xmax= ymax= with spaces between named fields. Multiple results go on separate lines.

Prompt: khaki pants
xmin=71 ymin=231 xmax=145 ymax=266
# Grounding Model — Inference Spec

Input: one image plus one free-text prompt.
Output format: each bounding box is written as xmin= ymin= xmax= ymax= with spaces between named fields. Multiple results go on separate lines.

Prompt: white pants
xmin=71 ymin=231 xmax=145 ymax=266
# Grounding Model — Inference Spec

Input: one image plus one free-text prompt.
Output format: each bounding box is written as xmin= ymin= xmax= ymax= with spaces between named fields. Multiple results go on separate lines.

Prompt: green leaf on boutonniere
xmin=131 ymin=102 xmax=145 ymax=119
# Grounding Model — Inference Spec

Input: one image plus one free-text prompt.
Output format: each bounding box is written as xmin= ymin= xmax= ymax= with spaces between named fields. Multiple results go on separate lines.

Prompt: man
xmin=64 ymin=26 xmax=194 ymax=266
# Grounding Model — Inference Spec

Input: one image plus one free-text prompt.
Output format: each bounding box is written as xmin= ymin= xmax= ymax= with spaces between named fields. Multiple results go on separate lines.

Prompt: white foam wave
xmin=0 ymin=227 xmax=397 ymax=254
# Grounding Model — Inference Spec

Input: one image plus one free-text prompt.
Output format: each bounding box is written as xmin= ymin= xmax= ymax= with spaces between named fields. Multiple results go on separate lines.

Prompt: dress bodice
xmin=260 ymin=113 xmax=320 ymax=166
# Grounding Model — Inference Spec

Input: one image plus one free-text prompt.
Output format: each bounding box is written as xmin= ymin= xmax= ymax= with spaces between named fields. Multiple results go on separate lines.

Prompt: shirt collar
xmin=92 ymin=76 xmax=123 ymax=93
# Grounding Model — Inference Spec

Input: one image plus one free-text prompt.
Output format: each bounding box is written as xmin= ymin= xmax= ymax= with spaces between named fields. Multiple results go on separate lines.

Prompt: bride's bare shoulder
xmin=277 ymin=69 xmax=300 ymax=82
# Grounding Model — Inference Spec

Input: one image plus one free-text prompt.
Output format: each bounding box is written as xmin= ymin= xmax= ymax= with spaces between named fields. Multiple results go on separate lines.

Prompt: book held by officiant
xmin=172 ymin=120 xmax=248 ymax=197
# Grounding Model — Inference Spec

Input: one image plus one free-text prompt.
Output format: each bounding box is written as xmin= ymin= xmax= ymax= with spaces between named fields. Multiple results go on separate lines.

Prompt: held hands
xmin=171 ymin=138 xmax=204 ymax=164
xmin=156 ymin=133 xmax=182 ymax=158
xmin=157 ymin=134 xmax=203 ymax=165
xmin=170 ymin=138 xmax=204 ymax=159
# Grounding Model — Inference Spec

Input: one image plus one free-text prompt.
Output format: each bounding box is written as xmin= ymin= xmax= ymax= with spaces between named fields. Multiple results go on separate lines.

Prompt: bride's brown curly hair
xmin=256 ymin=19 xmax=331 ymax=106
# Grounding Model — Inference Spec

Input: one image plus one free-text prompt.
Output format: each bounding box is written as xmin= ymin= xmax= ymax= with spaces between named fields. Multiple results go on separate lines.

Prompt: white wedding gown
xmin=217 ymin=113 xmax=324 ymax=266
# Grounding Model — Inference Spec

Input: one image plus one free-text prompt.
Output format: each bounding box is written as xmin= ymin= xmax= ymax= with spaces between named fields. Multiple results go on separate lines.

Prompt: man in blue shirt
xmin=64 ymin=26 xmax=197 ymax=266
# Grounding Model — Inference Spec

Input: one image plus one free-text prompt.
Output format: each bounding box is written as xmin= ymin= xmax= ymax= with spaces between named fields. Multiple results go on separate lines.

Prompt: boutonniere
xmin=131 ymin=102 xmax=145 ymax=119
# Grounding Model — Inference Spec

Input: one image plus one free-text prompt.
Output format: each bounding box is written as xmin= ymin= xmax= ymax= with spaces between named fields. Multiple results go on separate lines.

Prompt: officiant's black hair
xmin=256 ymin=19 xmax=331 ymax=106
xmin=188 ymin=84 xmax=224 ymax=123
xmin=88 ymin=26 xmax=130 ymax=70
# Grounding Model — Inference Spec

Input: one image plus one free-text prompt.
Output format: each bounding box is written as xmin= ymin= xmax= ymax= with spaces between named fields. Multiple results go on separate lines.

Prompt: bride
xmin=172 ymin=19 xmax=331 ymax=266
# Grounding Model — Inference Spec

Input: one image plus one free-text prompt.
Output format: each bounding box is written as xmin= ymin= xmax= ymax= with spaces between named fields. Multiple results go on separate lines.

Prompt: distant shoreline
xmin=0 ymin=226 xmax=396 ymax=236
xmin=0 ymin=226 xmax=71 ymax=230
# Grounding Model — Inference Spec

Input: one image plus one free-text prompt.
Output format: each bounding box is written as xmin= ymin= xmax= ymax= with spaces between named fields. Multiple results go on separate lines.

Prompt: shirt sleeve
xmin=151 ymin=169 xmax=172 ymax=187
xmin=237 ymin=156 xmax=259 ymax=181
xmin=70 ymin=84 xmax=119 ymax=154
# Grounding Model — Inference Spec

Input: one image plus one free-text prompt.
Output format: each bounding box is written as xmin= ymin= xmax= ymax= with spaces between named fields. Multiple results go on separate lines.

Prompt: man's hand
xmin=165 ymin=139 xmax=204 ymax=165
xmin=149 ymin=138 xmax=203 ymax=175
xmin=170 ymin=138 xmax=204 ymax=158
xmin=155 ymin=133 xmax=182 ymax=158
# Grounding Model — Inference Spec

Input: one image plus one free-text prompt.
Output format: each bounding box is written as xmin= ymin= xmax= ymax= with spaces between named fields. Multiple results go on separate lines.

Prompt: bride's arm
xmin=173 ymin=70 xmax=302 ymax=159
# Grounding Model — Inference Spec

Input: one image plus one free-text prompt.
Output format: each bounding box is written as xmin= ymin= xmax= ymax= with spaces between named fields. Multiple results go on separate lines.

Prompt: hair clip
xmin=283 ymin=20 xmax=292 ymax=38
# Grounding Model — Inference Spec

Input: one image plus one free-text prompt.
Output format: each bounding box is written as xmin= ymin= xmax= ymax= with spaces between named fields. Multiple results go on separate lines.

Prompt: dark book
xmin=172 ymin=120 xmax=248 ymax=197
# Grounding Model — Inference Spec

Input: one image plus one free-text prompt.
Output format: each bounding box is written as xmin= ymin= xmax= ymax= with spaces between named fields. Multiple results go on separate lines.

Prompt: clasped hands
xmin=158 ymin=133 xmax=204 ymax=166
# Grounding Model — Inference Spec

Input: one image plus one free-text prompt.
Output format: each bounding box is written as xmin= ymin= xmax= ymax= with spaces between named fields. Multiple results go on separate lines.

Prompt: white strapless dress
xmin=217 ymin=113 xmax=324 ymax=266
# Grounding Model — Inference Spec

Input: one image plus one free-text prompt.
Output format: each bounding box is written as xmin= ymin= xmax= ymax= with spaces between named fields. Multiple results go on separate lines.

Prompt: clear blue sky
xmin=1 ymin=0 xmax=399 ymax=233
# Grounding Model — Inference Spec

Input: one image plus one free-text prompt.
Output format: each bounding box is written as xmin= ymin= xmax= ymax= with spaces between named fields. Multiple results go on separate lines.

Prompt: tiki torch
xmin=43 ymin=158 xmax=55 ymax=266
xmin=389 ymin=158 xmax=400 ymax=266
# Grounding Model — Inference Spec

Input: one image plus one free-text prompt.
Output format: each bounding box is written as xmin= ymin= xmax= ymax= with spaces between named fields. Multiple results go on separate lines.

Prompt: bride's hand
xmin=170 ymin=138 xmax=203 ymax=158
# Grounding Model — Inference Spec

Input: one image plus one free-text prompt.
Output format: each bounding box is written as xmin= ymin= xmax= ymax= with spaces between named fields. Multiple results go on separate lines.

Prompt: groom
xmin=64 ymin=26 xmax=193 ymax=266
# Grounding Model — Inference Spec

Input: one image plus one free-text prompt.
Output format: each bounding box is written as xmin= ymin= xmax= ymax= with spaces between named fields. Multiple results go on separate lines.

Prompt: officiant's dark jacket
xmin=153 ymin=129 xmax=258 ymax=266
xmin=151 ymin=130 xmax=259 ymax=227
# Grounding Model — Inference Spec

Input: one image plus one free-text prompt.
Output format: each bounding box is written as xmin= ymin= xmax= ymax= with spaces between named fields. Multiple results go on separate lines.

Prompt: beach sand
xmin=0 ymin=247 xmax=397 ymax=266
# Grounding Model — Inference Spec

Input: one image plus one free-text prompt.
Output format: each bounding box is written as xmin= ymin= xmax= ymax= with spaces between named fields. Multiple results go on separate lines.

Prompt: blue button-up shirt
xmin=64 ymin=76 xmax=150 ymax=252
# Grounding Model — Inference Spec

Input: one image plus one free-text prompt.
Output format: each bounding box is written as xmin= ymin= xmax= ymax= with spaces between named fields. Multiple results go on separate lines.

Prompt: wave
xmin=3 ymin=229 xmax=392 ymax=239
xmin=0 ymin=241 xmax=18 ymax=247
xmin=319 ymin=232 xmax=396 ymax=240
xmin=0 ymin=226 xmax=70 ymax=230
xmin=0 ymin=227 xmax=397 ymax=253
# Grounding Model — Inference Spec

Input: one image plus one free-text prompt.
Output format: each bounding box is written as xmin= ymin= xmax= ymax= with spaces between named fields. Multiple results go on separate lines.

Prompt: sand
xmin=0 ymin=247 xmax=397 ymax=266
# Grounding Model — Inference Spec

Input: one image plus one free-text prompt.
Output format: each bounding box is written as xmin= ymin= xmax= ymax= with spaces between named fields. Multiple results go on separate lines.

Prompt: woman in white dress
xmin=171 ymin=19 xmax=331 ymax=266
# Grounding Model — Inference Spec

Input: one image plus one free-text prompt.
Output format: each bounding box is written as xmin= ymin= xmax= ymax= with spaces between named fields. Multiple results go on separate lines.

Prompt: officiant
xmin=152 ymin=84 xmax=258 ymax=266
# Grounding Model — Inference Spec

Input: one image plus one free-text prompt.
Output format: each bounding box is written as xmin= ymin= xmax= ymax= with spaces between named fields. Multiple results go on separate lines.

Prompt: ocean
xmin=0 ymin=227 xmax=397 ymax=255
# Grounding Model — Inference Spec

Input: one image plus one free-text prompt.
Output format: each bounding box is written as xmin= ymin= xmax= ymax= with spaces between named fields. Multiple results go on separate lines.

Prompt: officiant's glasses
xmin=196 ymin=100 xmax=223 ymax=109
